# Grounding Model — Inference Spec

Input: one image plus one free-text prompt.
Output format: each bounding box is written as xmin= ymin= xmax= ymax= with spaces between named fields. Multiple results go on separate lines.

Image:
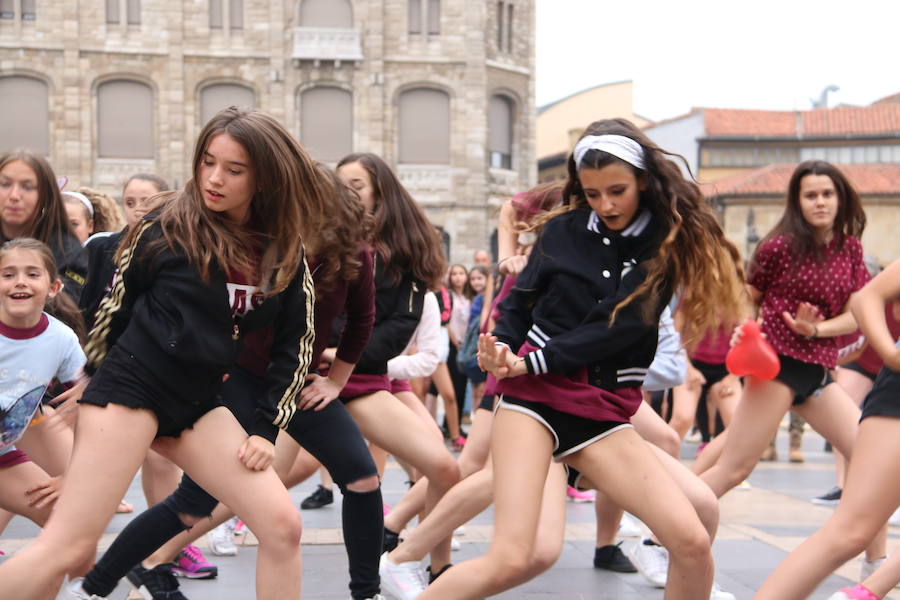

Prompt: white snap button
xmin=602 ymin=237 xmax=611 ymax=245
xmin=602 ymin=270 xmax=610 ymax=278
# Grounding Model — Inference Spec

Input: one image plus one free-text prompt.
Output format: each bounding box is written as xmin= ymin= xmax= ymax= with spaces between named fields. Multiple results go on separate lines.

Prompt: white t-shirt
xmin=0 ymin=313 xmax=85 ymax=453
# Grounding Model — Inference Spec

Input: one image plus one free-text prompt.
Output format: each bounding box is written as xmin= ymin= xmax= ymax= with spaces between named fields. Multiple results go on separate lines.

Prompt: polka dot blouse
xmin=748 ymin=234 xmax=870 ymax=369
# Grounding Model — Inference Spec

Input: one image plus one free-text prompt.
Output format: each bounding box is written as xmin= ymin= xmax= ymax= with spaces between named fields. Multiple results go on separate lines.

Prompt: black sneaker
xmin=126 ymin=563 xmax=188 ymax=600
xmin=594 ymin=542 xmax=638 ymax=573
xmin=382 ymin=526 xmax=402 ymax=553
xmin=300 ymin=485 xmax=334 ymax=509
xmin=427 ymin=563 xmax=453 ymax=583
xmin=811 ymin=486 xmax=842 ymax=505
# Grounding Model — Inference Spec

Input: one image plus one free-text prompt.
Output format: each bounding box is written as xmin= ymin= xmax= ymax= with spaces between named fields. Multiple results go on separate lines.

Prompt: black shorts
xmin=497 ymin=395 xmax=631 ymax=459
xmin=861 ymin=367 xmax=900 ymax=421
xmin=477 ymin=393 xmax=496 ymax=412
xmin=842 ymin=361 xmax=879 ymax=383
xmin=693 ymin=359 xmax=729 ymax=388
xmin=79 ymin=346 xmax=216 ymax=438
xmin=772 ymin=354 xmax=831 ymax=406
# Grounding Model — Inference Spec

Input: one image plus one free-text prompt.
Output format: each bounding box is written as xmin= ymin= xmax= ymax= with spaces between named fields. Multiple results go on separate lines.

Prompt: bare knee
xmin=528 ymin=541 xmax=562 ymax=575
xmin=654 ymin=427 xmax=681 ymax=458
xmin=428 ymin=454 xmax=461 ymax=490
xmin=258 ymin=507 xmax=302 ymax=551
xmin=666 ymin=527 xmax=711 ymax=565
xmin=691 ymin=487 xmax=720 ymax=538
xmin=345 ymin=474 xmax=380 ymax=493
xmin=485 ymin=546 xmax=534 ymax=586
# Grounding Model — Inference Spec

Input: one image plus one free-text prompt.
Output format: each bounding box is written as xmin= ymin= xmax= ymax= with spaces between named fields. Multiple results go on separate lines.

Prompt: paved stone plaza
xmin=4 ymin=426 xmax=898 ymax=599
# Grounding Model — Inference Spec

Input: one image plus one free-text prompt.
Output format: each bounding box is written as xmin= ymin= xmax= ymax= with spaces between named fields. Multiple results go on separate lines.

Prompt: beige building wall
xmin=722 ymin=197 xmax=900 ymax=266
xmin=536 ymin=80 xmax=650 ymax=159
xmin=0 ymin=0 xmax=535 ymax=265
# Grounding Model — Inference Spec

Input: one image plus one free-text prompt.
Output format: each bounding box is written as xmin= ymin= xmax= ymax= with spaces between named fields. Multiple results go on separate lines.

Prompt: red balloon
xmin=725 ymin=320 xmax=781 ymax=380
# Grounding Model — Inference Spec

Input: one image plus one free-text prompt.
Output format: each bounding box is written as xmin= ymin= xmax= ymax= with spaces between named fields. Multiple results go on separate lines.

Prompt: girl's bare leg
xmin=568 ymin=428 xmax=713 ymax=599
xmin=139 ymin=450 xmax=183 ymax=506
xmin=793 ymin=383 xmax=886 ymax=561
xmin=347 ymin=391 xmax=460 ymax=570
xmin=0 ymin=403 xmax=157 ymax=600
xmin=668 ymin=383 xmax=701 ymax=442
xmin=153 ymin=407 xmax=302 ymax=600
xmin=755 ymin=416 xmax=900 ymax=599
xmin=831 ymin=368 xmax=874 ymax=488
xmin=431 ymin=363 xmax=462 ymax=439
xmin=417 ymin=409 xmax=555 ymax=599
xmin=700 ymin=377 xmax=793 ymax=497
xmin=384 ymin=407 xmax=493 ymax=536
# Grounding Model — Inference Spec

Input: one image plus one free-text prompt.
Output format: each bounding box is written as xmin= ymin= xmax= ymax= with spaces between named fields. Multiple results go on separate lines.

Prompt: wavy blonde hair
xmin=74 ymin=187 xmax=126 ymax=233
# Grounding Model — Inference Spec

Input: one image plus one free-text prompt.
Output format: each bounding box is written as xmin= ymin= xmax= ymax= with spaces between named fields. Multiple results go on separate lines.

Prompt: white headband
xmin=573 ymin=134 xmax=646 ymax=170
xmin=62 ymin=191 xmax=94 ymax=218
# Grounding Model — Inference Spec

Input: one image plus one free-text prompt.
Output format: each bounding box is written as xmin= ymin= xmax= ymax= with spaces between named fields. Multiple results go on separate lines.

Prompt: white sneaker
xmin=617 ymin=513 xmax=642 ymax=538
xmin=207 ymin=520 xmax=238 ymax=556
xmin=379 ymin=551 xmax=427 ymax=600
xmin=627 ymin=540 xmax=668 ymax=587
xmin=453 ymin=525 xmax=465 ymax=536
xmin=67 ymin=578 xmax=106 ymax=599
xmin=356 ymin=596 xmax=386 ymax=600
xmin=710 ymin=581 xmax=736 ymax=600
xmin=451 ymin=537 xmax=461 ymax=551
xmin=861 ymin=556 xmax=885 ymax=582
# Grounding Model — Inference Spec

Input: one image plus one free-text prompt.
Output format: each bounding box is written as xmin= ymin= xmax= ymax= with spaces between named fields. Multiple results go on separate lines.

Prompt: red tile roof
xmin=702 ymin=105 xmax=900 ymax=138
xmin=701 ymin=163 xmax=900 ymax=198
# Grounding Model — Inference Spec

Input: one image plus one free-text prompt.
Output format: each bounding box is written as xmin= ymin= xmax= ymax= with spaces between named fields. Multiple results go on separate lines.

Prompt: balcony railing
xmin=292 ymin=27 xmax=363 ymax=65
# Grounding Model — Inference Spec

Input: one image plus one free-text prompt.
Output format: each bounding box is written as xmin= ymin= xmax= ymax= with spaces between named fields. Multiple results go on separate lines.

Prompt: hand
xmin=783 ymin=302 xmax=824 ymax=338
xmin=686 ymin=364 xmax=706 ymax=391
xmin=25 ymin=476 xmax=63 ymax=509
xmin=45 ymin=378 xmax=88 ymax=429
xmin=477 ymin=334 xmax=524 ymax=379
xmin=498 ymin=255 xmax=528 ymax=276
xmin=730 ymin=318 xmax=764 ymax=348
xmin=238 ymin=435 xmax=275 ymax=471
xmin=298 ymin=374 xmax=341 ymax=411
xmin=716 ymin=374 xmax=741 ymax=399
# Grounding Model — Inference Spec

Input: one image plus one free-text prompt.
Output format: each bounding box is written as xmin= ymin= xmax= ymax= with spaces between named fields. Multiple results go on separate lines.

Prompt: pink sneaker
xmin=566 ymin=485 xmax=596 ymax=503
xmin=233 ymin=520 xmax=247 ymax=536
xmin=172 ymin=544 xmax=218 ymax=579
xmin=383 ymin=502 xmax=392 ymax=516
xmin=828 ymin=585 xmax=881 ymax=600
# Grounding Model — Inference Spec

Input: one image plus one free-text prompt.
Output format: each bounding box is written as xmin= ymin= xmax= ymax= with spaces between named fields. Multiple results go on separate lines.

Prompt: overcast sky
xmin=535 ymin=0 xmax=900 ymax=122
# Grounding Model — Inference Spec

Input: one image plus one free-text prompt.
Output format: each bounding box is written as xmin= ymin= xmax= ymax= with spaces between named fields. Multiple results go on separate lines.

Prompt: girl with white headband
xmin=415 ymin=118 xmax=747 ymax=600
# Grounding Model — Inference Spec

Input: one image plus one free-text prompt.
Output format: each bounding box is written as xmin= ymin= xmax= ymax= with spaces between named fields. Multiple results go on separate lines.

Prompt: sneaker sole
xmin=810 ymin=498 xmax=840 ymax=506
xmin=172 ymin=567 xmax=218 ymax=579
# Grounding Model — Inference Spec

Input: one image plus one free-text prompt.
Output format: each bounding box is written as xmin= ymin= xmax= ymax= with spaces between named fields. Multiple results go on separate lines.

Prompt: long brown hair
xmin=0 ymin=237 xmax=86 ymax=342
xmin=756 ymin=160 xmax=866 ymax=261
xmin=307 ymin=163 xmax=372 ymax=292
xmin=336 ymin=152 xmax=445 ymax=289
xmin=0 ymin=151 xmax=74 ymax=248
xmin=122 ymin=107 xmax=329 ymax=294
xmin=558 ymin=118 xmax=747 ymax=346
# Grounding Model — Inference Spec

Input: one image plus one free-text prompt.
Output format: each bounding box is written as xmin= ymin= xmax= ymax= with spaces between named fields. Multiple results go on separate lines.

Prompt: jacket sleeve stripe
xmin=83 ymin=220 xmax=153 ymax=371
xmin=273 ymin=257 xmax=316 ymax=429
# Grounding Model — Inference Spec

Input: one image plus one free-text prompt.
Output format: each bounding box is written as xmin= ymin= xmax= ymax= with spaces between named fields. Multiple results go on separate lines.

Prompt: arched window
xmin=0 ymin=76 xmax=49 ymax=154
xmin=398 ymin=88 xmax=450 ymax=164
xmin=299 ymin=0 xmax=352 ymax=27
xmin=299 ymin=87 xmax=353 ymax=162
xmin=199 ymin=83 xmax=255 ymax=126
xmin=97 ymin=80 xmax=154 ymax=159
xmin=488 ymin=95 xmax=513 ymax=169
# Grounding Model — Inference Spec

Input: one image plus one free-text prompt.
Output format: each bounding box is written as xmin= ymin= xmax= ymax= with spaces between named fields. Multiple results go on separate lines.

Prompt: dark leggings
xmin=84 ymin=366 xmax=383 ymax=600
xmin=446 ymin=343 xmax=470 ymax=421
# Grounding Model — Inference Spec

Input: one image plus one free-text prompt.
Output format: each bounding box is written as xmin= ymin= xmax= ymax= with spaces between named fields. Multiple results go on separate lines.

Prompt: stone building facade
xmin=0 ymin=0 xmax=535 ymax=264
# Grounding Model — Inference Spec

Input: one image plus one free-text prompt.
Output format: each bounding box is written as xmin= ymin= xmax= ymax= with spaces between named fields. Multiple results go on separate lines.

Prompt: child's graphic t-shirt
xmin=0 ymin=313 xmax=85 ymax=455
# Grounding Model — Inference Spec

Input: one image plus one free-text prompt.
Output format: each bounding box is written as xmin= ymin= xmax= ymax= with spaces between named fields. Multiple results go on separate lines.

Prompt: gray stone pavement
xmin=4 ymin=427 xmax=899 ymax=599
